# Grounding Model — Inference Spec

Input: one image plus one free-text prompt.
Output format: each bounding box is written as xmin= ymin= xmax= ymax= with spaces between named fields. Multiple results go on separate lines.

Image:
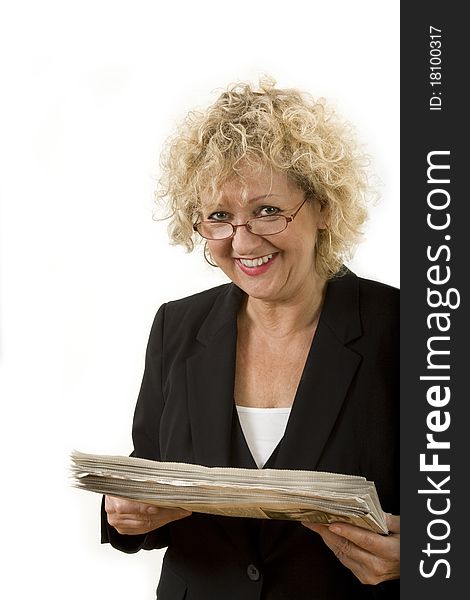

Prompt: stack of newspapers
xmin=70 ymin=451 xmax=388 ymax=534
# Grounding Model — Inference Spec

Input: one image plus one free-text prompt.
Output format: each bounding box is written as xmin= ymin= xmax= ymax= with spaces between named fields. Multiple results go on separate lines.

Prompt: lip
xmin=234 ymin=253 xmax=278 ymax=276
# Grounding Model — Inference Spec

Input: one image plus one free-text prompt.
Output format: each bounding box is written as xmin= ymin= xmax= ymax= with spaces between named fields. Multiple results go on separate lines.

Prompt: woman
xmin=102 ymin=78 xmax=400 ymax=598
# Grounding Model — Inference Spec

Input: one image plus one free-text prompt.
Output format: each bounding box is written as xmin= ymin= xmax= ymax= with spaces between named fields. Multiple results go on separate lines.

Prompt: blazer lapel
xmin=268 ymin=269 xmax=363 ymax=471
xmin=186 ymin=284 xmax=245 ymax=467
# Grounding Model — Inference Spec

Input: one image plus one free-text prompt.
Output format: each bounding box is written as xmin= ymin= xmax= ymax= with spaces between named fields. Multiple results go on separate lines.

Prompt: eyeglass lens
xmin=198 ymin=215 xmax=287 ymax=240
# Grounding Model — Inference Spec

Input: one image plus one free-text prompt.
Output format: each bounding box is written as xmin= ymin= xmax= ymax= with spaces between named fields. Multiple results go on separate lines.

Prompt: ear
xmin=316 ymin=202 xmax=329 ymax=230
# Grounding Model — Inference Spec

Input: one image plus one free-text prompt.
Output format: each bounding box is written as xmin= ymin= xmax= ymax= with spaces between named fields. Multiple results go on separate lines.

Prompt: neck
xmin=242 ymin=274 xmax=327 ymax=338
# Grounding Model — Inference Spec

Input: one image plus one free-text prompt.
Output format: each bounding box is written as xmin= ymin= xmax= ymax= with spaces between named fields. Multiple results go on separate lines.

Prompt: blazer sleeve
xmin=371 ymin=579 xmax=400 ymax=599
xmin=101 ymin=303 xmax=171 ymax=553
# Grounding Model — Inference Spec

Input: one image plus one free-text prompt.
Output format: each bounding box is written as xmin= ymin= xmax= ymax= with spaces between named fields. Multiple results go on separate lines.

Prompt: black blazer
xmin=102 ymin=269 xmax=399 ymax=599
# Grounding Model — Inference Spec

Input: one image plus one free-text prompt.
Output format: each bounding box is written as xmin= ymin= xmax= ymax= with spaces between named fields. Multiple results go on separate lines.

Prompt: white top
xmin=235 ymin=405 xmax=292 ymax=469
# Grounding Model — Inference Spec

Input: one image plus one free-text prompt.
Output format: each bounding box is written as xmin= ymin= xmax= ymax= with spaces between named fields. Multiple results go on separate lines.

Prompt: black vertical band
xmin=401 ymin=2 xmax=466 ymax=596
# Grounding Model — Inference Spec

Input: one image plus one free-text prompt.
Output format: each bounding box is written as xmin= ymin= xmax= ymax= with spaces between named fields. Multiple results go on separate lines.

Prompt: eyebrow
xmin=205 ymin=193 xmax=282 ymax=212
xmin=246 ymin=193 xmax=281 ymax=202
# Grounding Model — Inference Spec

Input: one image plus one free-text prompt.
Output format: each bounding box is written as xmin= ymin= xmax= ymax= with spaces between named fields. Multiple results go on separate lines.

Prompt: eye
xmin=257 ymin=206 xmax=281 ymax=217
xmin=208 ymin=211 xmax=231 ymax=221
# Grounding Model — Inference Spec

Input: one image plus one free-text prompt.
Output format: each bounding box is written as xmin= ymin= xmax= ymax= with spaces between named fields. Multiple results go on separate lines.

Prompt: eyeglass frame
xmin=192 ymin=197 xmax=309 ymax=241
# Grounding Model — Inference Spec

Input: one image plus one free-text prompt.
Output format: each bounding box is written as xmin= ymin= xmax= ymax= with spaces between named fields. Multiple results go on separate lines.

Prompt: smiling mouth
xmin=237 ymin=253 xmax=275 ymax=268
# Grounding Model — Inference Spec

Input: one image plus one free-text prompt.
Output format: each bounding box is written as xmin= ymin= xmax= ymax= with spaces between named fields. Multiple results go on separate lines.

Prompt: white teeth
xmin=239 ymin=254 xmax=273 ymax=268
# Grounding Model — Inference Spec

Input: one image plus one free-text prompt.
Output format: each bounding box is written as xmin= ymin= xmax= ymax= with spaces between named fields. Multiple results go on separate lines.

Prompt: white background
xmin=0 ymin=1 xmax=399 ymax=598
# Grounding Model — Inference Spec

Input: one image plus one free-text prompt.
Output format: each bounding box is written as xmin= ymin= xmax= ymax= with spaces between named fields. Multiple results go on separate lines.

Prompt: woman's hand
xmin=105 ymin=495 xmax=192 ymax=535
xmin=302 ymin=513 xmax=400 ymax=585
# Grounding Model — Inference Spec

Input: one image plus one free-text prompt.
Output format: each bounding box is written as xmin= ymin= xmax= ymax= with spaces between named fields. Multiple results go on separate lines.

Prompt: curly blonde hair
xmin=155 ymin=77 xmax=370 ymax=279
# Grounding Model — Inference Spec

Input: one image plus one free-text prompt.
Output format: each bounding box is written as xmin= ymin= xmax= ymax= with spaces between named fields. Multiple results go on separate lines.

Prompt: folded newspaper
xmin=70 ymin=451 xmax=388 ymax=534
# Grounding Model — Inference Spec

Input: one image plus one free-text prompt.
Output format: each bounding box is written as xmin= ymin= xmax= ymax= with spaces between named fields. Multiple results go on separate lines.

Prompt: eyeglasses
xmin=193 ymin=198 xmax=308 ymax=241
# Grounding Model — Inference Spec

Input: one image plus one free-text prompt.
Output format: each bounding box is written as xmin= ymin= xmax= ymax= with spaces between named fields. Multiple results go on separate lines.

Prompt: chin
xmin=237 ymin=281 xmax=281 ymax=302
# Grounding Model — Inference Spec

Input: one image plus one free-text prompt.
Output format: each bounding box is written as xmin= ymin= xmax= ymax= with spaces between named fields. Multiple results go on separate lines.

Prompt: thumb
xmin=385 ymin=513 xmax=400 ymax=533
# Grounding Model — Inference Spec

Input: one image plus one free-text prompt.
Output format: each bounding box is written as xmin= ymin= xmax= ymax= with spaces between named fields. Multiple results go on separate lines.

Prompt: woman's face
xmin=200 ymin=168 xmax=326 ymax=304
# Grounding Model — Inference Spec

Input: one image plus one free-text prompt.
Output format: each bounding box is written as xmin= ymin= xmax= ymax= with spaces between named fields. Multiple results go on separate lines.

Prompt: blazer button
xmin=246 ymin=564 xmax=261 ymax=581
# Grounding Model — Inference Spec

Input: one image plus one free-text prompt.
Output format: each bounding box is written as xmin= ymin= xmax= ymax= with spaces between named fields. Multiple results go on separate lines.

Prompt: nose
xmin=231 ymin=222 xmax=264 ymax=255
